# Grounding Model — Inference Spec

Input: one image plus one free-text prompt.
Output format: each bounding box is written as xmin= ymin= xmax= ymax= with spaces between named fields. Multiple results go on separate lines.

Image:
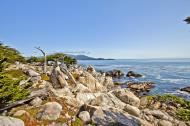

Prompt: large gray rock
xmin=107 ymin=92 xmax=127 ymax=109
xmin=30 ymin=97 xmax=42 ymax=107
xmin=27 ymin=69 xmax=40 ymax=77
xmin=82 ymin=104 xmax=151 ymax=126
xmin=143 ymin=110 xmax=169 ymax=120
xmin=124 ymin=104 xmax=141 ymax=117
xmin=78 ymin=111 xmax=91 ymax=122
xmin=157 ymin=120 xmax=172 ymax=126
xmin=37 ymin=80 xmax=49 ymax=88
xmin=90 ymin=93 xmax=126 ymax=110
xmin=140 ymin=97 xmax=148 ymax=107
xmin=50 ymin=87 xmax=73 ymax=98
xmin=76 ymin=93 xmax=102 ymax=105
xmin=37 ymin=102 xmax=62 ymax=120
xmin=103 ymin=76 xmax=114 ymax=89
xmin=106 ymin=69 xmax=124 ymax=78
xmin=95 ymin=74 xmax=114 ymax=90
xmin=90 ymin=93 xmax=114 ymax=107
xmin=63 ymin=96 xmax=82 ymax=107
xmin=126 ymin=71 xmax=142 ymax=78
xmin=113 ymin=89 xmax=140 ymax=107
xmin=51 ymin=66 xmax=68 ymax=88
xmin=86 ymin=65 xmax=96 ymax=74
xmin=91 ymin=107 xmax=151 ymax=126
xmin=180 ymin=86 xmax=190 ymax=93
xmin=78 ymin=71 xmax=106 ymax=92
xmin=13 ymin=110 xmax=29 ymax=117
xmin=153 ymin=101 xmax=161 ymax=109
xmin=127 ymin=81 xmax=154 ymax=92
xmin=29 ymin=88 xmax=48 ymax=97
xmin=48 ymin=122 xmax=68 ymax=126
xmin=72 ymin=83 xmax=91 ymax=93
xmin=31 ymin=76 xmax=42 ymax=84
xmin=176 ymin=121 xmax=187 ymax=126
xmin=150 ymin=110 xmax=169 ymax=120
xmin=142 ymin=114 xmax=155 ymax=123
xmin=0 ymin=116 xmax=25 ymax=126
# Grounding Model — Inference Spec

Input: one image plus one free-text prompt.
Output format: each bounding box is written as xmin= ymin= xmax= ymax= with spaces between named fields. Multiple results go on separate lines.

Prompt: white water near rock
xmin=78 ymin=59 xmax=190 ymax=99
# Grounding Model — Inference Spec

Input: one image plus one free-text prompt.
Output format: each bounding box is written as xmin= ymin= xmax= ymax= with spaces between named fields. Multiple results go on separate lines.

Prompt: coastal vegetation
xmin=27 ymin=53 xmax=77 ymax=66
xmin=0 ymin=74 xmax=29 ymax=104
xmin=147 ymin=94 xmax=190 ymax=121
xmin=0 ymin=43 xmax=25 ymax=63
xmin=0 ymin=43 xmax=29 ymax=105
xmin=0 ymin=43 xmax=77 ymax=105
xmin=0 ymin=43 xmax=25 ymax=70
xmin=147 ymin=94 xmax=190 ymax=108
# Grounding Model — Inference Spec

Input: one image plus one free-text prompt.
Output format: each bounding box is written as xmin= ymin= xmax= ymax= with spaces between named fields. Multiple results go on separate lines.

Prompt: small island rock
xmin=126 ymin=71 xmax=142 ymax=78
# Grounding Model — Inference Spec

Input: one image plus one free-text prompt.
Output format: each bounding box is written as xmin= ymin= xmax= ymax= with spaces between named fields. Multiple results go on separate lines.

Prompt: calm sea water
xmin=78 ymin=59 xmax=190 ymax=99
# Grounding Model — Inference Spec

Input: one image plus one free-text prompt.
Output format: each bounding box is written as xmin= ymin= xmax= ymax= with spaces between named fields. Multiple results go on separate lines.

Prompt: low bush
xmin=0 ymin=74 xmax=29 ymax=104
xmin=27 ymin=53 xmax=77 ymax=66
xmin=146 ymin=94 xmax=190 ymax=121
xmin=177 ymin=108 xmax=190 ymax=121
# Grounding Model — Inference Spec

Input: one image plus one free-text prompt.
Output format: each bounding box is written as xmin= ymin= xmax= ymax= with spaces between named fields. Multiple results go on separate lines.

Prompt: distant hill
xmin=69 ymin=55 xmax=114 ymax=60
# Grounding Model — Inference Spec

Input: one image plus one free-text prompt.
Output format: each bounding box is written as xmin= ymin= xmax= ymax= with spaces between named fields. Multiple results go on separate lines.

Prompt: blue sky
xmin=0 ymin=0 xmax=190 ymax=59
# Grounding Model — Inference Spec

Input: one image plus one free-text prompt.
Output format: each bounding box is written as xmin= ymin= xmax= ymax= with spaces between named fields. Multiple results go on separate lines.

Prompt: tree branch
xmin=35 ymin=47 xmax=47 ymax=74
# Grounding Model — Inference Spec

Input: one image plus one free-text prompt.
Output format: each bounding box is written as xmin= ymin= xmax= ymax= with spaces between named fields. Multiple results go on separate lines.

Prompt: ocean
xmin=78 ymin=59 xmax=190 ymax=99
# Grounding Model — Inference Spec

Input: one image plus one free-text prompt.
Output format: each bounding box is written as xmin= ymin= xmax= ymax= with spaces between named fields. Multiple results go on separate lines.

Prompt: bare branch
xmin=35 ymin=47 xmax=47 ymax=74
xmin=35 ymin=47 xmax=46 ymax=55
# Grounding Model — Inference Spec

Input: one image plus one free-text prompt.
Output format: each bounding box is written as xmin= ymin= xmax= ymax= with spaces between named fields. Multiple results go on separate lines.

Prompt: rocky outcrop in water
xmin=106 ymin=69 xmax=124 ymax=78
xmin=127 ymin=81 xmax=155 ymax=91
xmin=126 ymin=71 xmax=143 ymax=78
xmin=120 ymin=81 xmax=155 ymax=96
xmin=180 ymin=87 xmax=190 ymax=93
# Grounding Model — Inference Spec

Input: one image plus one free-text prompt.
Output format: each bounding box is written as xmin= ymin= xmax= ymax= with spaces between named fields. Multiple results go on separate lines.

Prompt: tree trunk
xmin=35 ymin=47 xmax=47 ymax=74
xmin=44 ymin=53 xmax=47 ymax=74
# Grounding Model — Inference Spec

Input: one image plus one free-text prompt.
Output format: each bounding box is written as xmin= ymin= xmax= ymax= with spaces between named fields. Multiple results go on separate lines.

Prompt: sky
xmin=0 ymin=0 xmax=190 ymax=59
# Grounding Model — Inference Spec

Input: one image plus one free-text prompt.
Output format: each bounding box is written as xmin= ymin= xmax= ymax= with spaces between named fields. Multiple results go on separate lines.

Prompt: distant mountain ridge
xmin=68 ymin=54 xmax=114 ymax=60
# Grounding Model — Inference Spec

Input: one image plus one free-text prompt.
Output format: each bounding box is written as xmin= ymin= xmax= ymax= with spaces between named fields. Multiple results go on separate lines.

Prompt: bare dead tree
xmin=35 ymin=47 xmax=47 ymax=74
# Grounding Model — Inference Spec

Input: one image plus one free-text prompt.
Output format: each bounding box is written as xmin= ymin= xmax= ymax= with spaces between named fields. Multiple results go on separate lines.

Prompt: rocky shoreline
xmin=0 ymin=62 xmax=190 ymax=126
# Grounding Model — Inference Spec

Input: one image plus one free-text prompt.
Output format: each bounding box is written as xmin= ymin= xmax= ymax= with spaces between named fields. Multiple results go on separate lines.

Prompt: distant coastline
xmin=69 ymin=54 xmax=115 ymax=60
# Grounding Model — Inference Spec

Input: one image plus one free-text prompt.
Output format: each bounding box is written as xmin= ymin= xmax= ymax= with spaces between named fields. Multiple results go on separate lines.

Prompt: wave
xmin=156 ymin=74 xmax=162 ymax=80
xmin=94 ymin=64 xmax=110 ymax=67
xmin=160 ymin=78 xmax=185 ymax=83
xmin=79 ymin=59 xmax=190 ymax=100
xmin=171 ymin=90 xmax=190 ymax=100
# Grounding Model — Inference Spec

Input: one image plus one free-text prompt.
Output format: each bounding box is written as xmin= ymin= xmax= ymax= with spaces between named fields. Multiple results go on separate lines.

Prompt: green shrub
xmin=72 ymin=118 xmax=84 ymax=126
xmin=177 ymin=108 xmax=190 ymax=121
xmin=26 ymin=56 xmax=42 ymax=63
xmin=63 ymin=55 xmax=77 ymax=65
xmin=27 ymin=53 xmax=77 ymax=66
xmin=146 ymin=94 xmax=190 ymax=121
xmin=0 ymin=43 xmax=29 ymax=105
xmin=0 ymin=58 xmax=7 ymax=72
xmin=46 ymin=53 xmax=77 ymax=65
xmin=157 ymin=94 xmax=190 ymax=108
xmin=0 ymin=74 xmax=29 ymax=104
xmin=146 ymin=95 xmax=155 ymax=101
xmin=0 ymin=43 xmax=25 ymax=64
xmin=4 ymin=69 xmax=27 ymax=78
xmin=147 ymin=94 xmax=190 ymax=109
